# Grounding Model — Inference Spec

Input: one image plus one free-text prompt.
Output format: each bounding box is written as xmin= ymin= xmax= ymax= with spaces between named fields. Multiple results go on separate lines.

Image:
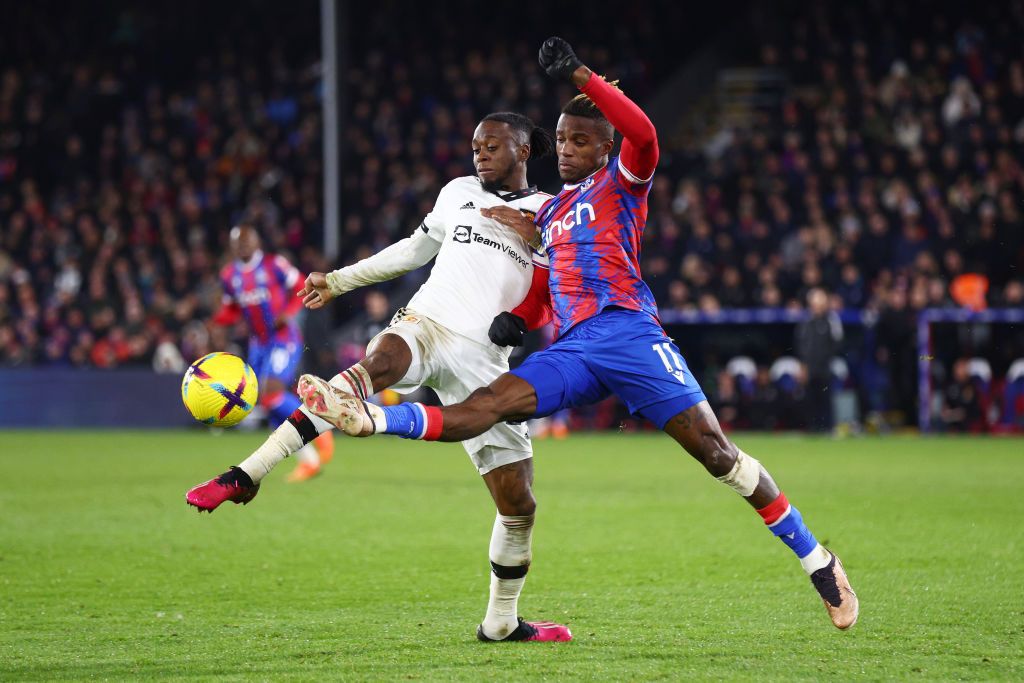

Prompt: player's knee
xmin=494 ymin=472 xmax=537 ymax=517
xmin=498 ymin=491 xmax=536 ymax=517
xmin=363 ymin=336 xmax=412 ymax=388
xmin=360 ymin=354 xmax=393 ymax=388
xmin=702 ymin=436 xmax=739 ymax=478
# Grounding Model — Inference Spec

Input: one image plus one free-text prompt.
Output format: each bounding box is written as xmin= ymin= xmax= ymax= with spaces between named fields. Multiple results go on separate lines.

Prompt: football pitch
xmin=1 ymin=431 xmax=1022 ymax=680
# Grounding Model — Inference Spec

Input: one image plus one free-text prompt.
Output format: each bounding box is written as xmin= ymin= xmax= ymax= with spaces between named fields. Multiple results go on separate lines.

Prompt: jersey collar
xmin=477 ymin=177 xmax=541 ymax=202
xmin=237 ymin=250 xmax=264 ymax=271
xmin=562 ymin=161 xmax=608 ymax=191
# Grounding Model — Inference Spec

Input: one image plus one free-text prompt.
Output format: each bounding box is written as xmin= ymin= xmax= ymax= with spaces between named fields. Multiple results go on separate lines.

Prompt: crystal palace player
xmin=299 ymin=37 xmax=859 ymax=631
xmin=187 ymin=113 xmax=572 ymax=643
xmin=203 ymin=225 xmax=333 ymax=483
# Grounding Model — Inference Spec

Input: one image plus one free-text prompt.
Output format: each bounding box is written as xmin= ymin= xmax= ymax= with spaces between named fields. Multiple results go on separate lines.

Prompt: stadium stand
xmin=1 ymin=0 xmax=1022 ymax=430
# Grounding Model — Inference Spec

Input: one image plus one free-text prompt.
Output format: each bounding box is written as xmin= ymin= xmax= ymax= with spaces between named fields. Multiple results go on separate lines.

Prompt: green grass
xmin=1 ymin=430 xmax=1022 ymax=681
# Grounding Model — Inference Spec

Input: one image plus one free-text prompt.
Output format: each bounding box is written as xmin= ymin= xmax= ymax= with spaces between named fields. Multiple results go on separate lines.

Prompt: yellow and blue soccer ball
xmin=181 ymin=353 xmax=259 ymax=427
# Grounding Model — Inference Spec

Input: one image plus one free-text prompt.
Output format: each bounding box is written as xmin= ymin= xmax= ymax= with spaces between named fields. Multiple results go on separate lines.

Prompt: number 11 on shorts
xmin=652 ymin=342 xmax=687 ymax=384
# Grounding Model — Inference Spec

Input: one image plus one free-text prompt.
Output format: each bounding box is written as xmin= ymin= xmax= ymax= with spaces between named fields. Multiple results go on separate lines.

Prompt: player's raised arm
xmin=539 ymin=36 xmax=659 ymax=182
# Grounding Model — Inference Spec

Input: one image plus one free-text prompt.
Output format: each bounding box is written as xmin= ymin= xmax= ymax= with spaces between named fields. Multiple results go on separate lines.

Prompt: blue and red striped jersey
xmin=536 ymin=156 xmax=658 ymax=336
xmin=219 ymin=252 xmax=302 ymax=344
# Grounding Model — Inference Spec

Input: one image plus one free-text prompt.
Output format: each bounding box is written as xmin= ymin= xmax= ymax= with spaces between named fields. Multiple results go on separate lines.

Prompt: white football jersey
xmin=408 ymin=176 xmax=551 ymax=351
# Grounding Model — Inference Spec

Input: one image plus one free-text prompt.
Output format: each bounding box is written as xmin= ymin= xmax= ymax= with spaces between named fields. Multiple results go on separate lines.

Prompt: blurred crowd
xmin=0 ymin=1 xmax=326 ymax=369
xmin=0 ymin=0 xmax=696 ymax=371
xmin=1 ymin=0 xmax=1022 ymax=429
xmin=643 ymin=0 xmax=1024 ymax=427
xmin=646 ymin=2 xmax=1024 ymax=313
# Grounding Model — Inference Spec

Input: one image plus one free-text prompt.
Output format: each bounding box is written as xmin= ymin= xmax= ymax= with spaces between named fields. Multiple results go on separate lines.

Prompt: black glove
xmin=488 ymin=312 xmax=528 ymax=347
xmin=538 ymin=36 xmax=583 ymax=82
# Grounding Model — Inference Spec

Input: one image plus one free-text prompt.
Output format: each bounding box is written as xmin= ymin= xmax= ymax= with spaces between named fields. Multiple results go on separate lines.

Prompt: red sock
xmin=421 ymin=405 xmax=444 ymax=440
xmin=756 ymin=492 xmax=790 ymax=525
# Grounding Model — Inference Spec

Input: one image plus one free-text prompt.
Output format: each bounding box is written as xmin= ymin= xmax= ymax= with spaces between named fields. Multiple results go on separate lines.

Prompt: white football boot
xmin=297 ymin=374 xmax=380 ymax=437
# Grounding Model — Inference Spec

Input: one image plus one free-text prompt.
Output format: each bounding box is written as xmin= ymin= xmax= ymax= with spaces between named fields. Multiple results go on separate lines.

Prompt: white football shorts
xmin=366 ymin=308 xmax=532 ymax=475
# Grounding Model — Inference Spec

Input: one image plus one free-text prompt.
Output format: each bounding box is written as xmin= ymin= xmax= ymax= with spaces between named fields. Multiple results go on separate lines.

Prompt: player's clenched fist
xmin=488 ymin=311 xmax=528 ymax=347
xmin=538 ymin=36 xmax=583 ymax=82
xmin=299 ymin=272 xmax=335 ymax=309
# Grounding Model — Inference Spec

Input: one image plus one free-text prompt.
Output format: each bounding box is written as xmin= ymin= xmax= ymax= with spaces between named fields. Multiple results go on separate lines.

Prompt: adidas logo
xmin=460 ymin=201 xmax=476 ymax=210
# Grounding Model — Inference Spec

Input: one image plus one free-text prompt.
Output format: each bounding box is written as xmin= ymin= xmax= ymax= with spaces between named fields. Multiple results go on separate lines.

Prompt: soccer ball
xmin=181 ymin=353 xmax=259 ymax=427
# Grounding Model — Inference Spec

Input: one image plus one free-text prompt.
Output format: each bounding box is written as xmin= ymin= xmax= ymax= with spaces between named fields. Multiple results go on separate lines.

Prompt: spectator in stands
xmin=940 ymin=358 xmax=983 ymax=431
xmin=795 ymin=287 xmax=843 ymax=431
xmin=355 ymin=291 xmax=392 ymax=349
xmin=749 ymin=366 xmax=779 ymax=431
xmin=943 ymin=77 xmax=982 ymax=127
xmin=876 ymin=286 xmax=919 ymax=423
xmin=713 ymin=369 xmax=741 ymax=430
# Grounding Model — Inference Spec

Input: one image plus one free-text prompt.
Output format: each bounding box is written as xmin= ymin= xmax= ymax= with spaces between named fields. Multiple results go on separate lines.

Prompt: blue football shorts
xmin=248 ymin=338 xmax=303 ymax=386
xmin=510 ymin=309 xmax=707 ymax=429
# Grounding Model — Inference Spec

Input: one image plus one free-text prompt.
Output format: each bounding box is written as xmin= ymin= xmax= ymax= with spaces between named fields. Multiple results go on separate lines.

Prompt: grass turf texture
xmin=1 ymin=431 xmax=1022 ymax=681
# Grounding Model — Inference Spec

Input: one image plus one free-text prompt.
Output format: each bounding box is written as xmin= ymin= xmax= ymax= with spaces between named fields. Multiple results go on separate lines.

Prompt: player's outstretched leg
xmin=476 ymin=457 xmax=571 ymax=643
xmin=663 ymin=401 xmax=858 ymax=630
xmin=187 ymin=337 xmax=415 ymax=511
xmin=300 ymin=372 xmax=535 ymax=442
xmin=298 ymin=374 xmax=383 ymax=436
xmin=185 ymin=364 xmax=371 ymax=512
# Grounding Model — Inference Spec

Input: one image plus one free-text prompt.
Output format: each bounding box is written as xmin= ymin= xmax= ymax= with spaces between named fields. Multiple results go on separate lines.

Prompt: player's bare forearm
xmin=570 ymin=65 xmax=593 ymax=88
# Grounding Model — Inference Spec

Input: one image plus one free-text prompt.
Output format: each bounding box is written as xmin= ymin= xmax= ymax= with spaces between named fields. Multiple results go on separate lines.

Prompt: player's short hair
xmin=480 ymin=112 xmax=555 ymax=160
xmin=561 ymin=78 xmax=619 ymax=140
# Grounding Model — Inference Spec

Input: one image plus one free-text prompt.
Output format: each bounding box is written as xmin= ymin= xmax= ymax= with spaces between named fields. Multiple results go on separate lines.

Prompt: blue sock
xmin=268 ymin=393 xmax=302 ymax=429
xmin=379 ymin=403 xmax=430 ymax=439
xmin=767 ymin=504 xmax=819 ymax=559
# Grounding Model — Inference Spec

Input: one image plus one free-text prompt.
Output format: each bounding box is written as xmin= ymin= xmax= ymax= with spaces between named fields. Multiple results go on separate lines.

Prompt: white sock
xmin=237 ymin=364 xmax=371 ymax=483
xmin=328 ymin=364 xmax=374 ymax=399
xmin=326 ymin=363 xmax=388 ymax=432
xmin=481 ymin=513 xmax=533 ymax=639
xmin=367 ymin=403 xmax=389 ymax=433
xmin=799 ymin=543 xmax=833 ymax=574
xmin=238 ymin=405 xmax=330 ymax=483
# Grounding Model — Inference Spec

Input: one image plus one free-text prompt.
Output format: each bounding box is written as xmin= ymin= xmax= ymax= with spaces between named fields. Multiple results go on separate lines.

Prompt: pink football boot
xmin=477 ymin=618 xmax=572 ymax=642
xmin=186 ymin=467 xmax=260 ymax=512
